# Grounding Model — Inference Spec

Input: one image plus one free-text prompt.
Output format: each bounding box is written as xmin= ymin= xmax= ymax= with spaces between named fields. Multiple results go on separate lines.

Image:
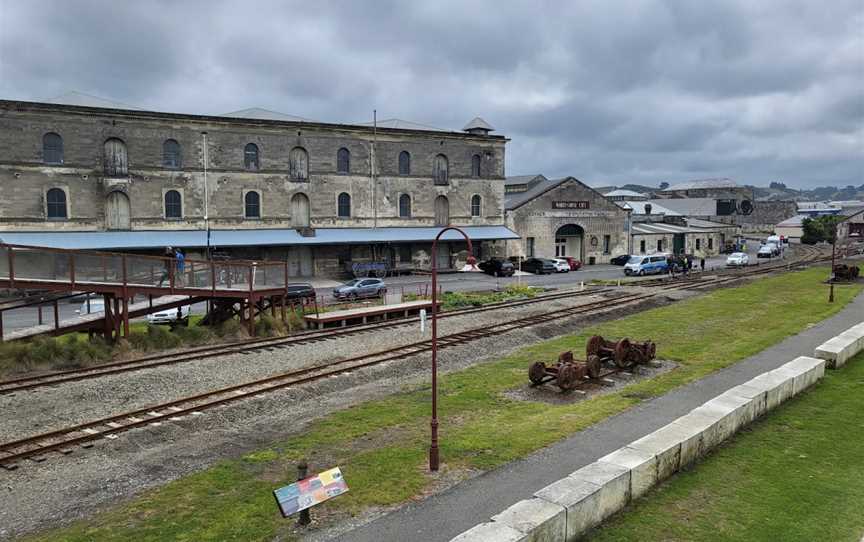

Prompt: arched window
xmin=337 ymin=147 xmax=350 ymax=174
xmin=104 ymin=138 xmax=128 ymax=176
xmin=337 ymin=192 xmax=351 ymax=218
xmin=398 ymin=151 xmax=411 ymax=175
xmin=471 ymin=154 xmax=481 ymax=177
xmin=289 ymin=147 xmax=309 ymax=180
xmin=434 ymin=195 xmax=450 ymax=226
xmin=43 ymin=133 xmax=63 ymax=164
xmin=399 ymin=194 xmax=411 ymax=218
xmin=291 ymin=193 xmax=310 ymax=227
xmin=245 ymin=191 xmax=261 ymax=218
xmin=46 ymin=188 xmax=67 ymax=219
xmin=164 ymin=190 xmax=182 ymax=219
xmin=162 ymin=139 xmax=182 ymax=168
xmin=471 ymin=194 xmax=482 ymax=217
xmin=244 ymin=143 xmax=259 ymax=170
xmin=433 ymin=154 xmax=449 ymax=185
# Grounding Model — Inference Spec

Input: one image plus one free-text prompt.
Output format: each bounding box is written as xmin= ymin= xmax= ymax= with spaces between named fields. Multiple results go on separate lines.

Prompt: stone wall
xmin=0 ymin=101 xmax=506 ymax=232
xmin=505 ymin=178 xmax=629 ymax=264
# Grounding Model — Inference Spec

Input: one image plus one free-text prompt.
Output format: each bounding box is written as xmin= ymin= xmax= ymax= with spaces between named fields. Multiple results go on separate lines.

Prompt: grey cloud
xmin=0 ymin=0 xmax=861 ymax=189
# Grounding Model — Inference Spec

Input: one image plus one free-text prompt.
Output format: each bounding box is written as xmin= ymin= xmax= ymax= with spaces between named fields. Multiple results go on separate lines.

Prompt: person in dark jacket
xmin=700 ymin=257 xmax=705 ymax=272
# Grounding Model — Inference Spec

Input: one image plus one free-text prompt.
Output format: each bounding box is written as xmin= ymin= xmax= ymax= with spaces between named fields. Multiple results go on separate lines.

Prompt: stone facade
xmin=631 ymin=230 xmax=728 ymax=258
xmin=505 ymin=177 xmax=629 ymax=264
xmin=0 ymin=100 xmax=509 ymax=276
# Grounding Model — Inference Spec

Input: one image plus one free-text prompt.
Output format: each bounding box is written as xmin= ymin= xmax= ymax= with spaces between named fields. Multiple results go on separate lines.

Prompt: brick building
xmin=0 ymin=97 xmax=517 ymax=277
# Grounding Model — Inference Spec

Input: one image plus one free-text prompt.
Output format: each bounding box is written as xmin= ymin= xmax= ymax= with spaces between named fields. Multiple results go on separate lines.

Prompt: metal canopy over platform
xmin=0 ymin=226 xmax=520 ymax=251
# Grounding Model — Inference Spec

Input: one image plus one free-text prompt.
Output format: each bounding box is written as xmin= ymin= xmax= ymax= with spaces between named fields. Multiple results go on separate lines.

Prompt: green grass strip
xmin=589 ymin=350 xmax=864 ymax=542
xmin=27 ymin=267 xmax=861 ymax=542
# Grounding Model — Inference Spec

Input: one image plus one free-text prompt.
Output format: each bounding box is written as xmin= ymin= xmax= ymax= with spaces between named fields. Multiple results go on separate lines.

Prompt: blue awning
xmin=0 ymin=226 xmax=519 ymax=250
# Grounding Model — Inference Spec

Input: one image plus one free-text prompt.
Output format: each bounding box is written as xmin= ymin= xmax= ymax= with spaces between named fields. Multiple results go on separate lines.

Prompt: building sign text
xmin=552 ymin=201 xmax=589 ymax=210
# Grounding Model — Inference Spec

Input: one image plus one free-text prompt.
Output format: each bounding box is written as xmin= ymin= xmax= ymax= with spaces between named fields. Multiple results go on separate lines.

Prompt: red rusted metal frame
xmin=429 ymin=225 xmax=473 ymax=472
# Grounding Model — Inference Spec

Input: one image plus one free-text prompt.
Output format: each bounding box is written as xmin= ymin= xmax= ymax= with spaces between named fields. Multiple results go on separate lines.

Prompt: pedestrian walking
xmin=667 ymin=256 xmax=675 ymax=278
xmin=175 ymin=248 xmax=186 ymax=286
xmin=687 ymin=256 xmax=693 ymax=275
xmin=700 ymin=257 xmax=705 ymax=272
xmin=157 ymin=246 xmax=174 ymax=287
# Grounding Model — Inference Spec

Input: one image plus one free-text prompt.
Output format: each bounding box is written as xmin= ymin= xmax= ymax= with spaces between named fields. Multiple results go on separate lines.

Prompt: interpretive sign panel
xmin=273 ymin=467 xmax=349 ymax=517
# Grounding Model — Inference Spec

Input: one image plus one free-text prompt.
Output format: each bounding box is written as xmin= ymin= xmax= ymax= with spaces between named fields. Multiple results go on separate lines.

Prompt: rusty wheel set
xmin=528 ymin=335 xmax=657 ymax=391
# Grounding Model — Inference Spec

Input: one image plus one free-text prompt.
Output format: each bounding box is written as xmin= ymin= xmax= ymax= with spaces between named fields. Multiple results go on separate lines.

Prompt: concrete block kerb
xmin=598 ymin=445 xmax=657 ymax=500
xmin=747 ymin=370 xmax=795 ymax=411
xmin=568 ymin=461 xmax=631 ymax=530
xmin=491 ymin=498 xmax=566 ymax=542
xmin=534 ymin=475 xmax=603 ymax=540
xmin=814 ymin=321 xmax=864 ymax=368
xmin=450 ymin=521 xmax=527 ymax=542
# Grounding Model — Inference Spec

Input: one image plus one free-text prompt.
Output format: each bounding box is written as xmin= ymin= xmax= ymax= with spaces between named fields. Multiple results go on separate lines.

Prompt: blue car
xmin=623 ymin=254 xmax=669 ymax=276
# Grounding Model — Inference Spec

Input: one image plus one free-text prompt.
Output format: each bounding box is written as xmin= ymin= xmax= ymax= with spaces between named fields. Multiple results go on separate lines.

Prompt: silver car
xmin=333 ymin=278 xmax=387 ymax=300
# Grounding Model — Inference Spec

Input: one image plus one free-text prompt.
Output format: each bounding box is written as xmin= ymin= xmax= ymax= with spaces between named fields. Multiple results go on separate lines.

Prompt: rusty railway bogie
xmin=586 ymin=335 xmax=656 ymax=369
xmin=833 ymin=264 xmax=860 ymax=281
xmin=528 ymin=351 xmax=602 ymax=391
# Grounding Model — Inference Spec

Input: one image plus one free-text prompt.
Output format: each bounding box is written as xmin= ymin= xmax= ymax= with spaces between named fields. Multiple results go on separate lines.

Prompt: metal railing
xmin=0 ymin=243 xmax=289 ymax=295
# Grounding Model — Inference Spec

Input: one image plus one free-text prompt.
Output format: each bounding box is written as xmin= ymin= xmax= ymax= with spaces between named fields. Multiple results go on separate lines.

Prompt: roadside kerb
xmin=814 ymin=321 xmax=864 ymax=368
xmin=449 ymin=355 xmax=827 ymax=541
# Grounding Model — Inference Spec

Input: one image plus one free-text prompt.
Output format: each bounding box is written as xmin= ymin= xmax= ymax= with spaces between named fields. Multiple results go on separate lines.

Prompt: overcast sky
xmin=1 ymin=0 xmax=861 ymax=189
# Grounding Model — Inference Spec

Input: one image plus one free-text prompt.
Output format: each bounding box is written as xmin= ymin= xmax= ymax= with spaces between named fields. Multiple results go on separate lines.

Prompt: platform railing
xmin=0 ymin=243 xmax=288 ymax=294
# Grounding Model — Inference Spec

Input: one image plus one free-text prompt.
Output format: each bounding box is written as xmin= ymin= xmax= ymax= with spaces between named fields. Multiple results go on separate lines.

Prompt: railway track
xmin=0 ymin=252 xmax=832 ymax=469
xmin=0 ymin=287 xmax=608 ymax=395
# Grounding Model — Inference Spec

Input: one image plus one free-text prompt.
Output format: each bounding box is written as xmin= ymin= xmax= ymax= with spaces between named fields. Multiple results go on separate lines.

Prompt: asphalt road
xmin=1 ymin=247 xmax=768 ymax=333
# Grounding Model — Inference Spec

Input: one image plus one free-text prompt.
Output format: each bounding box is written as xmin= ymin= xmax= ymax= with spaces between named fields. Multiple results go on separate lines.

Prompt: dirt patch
xmin=503 ymin=359 xmax=679 ymax=405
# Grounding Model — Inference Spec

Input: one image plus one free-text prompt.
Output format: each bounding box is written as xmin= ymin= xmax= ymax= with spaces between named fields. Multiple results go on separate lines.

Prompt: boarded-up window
xmin=292 ymin=193 xmax=310 ymax=227
xmin=289 ymin=147 xmax=309 ymax=181
xmin=43 ymin=133 xmax=63 ymax=164
xmin=399 ymin=194 xmax=411 ymax=218
xmin=471 ymin=154 xmax=481 ymax=177
xmin=434 ymin=195 xmax=449 ymax=226
xmin=106 ymin=191 xmax=131 ymax=230
xmin=398 ymin=151 xmax=410 ymax=175
xmin=337 ymin=148 xmax=350 ymax=174
xmin=103 ymin=138 xmax=128 ymax=176
xmin=46 ymin=188 xmax=67 ymax=219
xmin=337 ymin=192 xmax=351 ymax=217
xmin=162 ymin=139 xmax=182 ymax=168
xmin=165 ymin=190 xmax=182 ymax=219
xmin=471 ymin=194 xmax=481 ymax=217
xmin=433 ymin=154 xmax=449 ymax=185
xmin=244 ymin=143 xmax=259 ymax=170
xmin=245 ymin=191 xmax=261 ymax=218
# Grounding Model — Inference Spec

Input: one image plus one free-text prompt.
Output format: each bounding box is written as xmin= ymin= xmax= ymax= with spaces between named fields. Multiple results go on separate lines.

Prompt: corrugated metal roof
xmin=0 ymin=226 xmax=519 ymax=251
xmin=604 ymin=189 xmax=646 ymax=198
xmin=505 ymin=177 xmax=571 ymax=210
xmin=632 ymin=223 xmax=691 ymax=235
xmin=645 ymin=198 xmax=717 ymax=216
xmin=663 ymin=178 xmax=738 ymax=191
xmin=505 ymin=174 xmax=546 ymax=185
xmin=45 ymin=91 xmax=142 ymax=110
xmin=220 ymin=108 xmax=315 ymax=123
xmin=353 ymin=118 xmax=449 ymax=132
xmin=685 ymin=218 xmax=739 ymax=230
xmin=616 ymin=201 xmax=681 ymax=216
xmin=776 ymin=215 xmax=805 ymax=227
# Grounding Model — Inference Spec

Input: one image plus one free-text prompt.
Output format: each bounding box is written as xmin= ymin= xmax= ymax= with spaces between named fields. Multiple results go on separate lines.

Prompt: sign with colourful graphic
xmin=273 ymin=467 xmax=349 ymax=518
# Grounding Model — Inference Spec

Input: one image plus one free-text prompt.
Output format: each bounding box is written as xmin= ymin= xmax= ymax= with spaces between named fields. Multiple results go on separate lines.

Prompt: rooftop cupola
xmin=462 ymin=117 xmax=495 ymax=136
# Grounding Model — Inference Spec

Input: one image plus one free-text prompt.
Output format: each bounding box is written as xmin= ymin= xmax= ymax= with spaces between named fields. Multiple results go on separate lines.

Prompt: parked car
xmin=624 ymin=254 xmax=669 ymax=276
xmin=551 ymin=259 xmax=571 ymax=273
xmin=76 ymin=297 xmax=105 ymax=315
xmin=757 ymin=245 xmax=774 ymax=259
xmin=726 ymin=252 xmax=750 ymax=267
xmin=561 ymin=256 xmax=582 ymax=270
xmin=520 ymin=258 xmax=557 ymax=275
xmin=765 ymin=242 xmax=781 ymax=256
xmin=147 ymin=305 xmax=191 ymax=326
xmin=478 ymin=259 xmax=515 ymax=277
xmin=285 ymin=283 xmax=316 ymax=300
xmin=609 ymin=254 xmax=631 ymax=266
xmin=333 ymin=278 xmax=387 ymax=300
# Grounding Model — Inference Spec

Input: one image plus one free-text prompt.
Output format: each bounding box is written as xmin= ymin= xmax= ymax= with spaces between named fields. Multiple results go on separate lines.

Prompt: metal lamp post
xmin=429 ymin=226 xmax=475 ymax=472
xmin=829 ymin=221 xmax=837 ymax=303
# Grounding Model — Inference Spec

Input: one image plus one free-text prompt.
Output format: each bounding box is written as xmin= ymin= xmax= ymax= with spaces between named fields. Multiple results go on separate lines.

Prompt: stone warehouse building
xmin=0 ymin=97 xmax=518 ymax=276
xmin=504 ymin=175 xmax=630 ymax=264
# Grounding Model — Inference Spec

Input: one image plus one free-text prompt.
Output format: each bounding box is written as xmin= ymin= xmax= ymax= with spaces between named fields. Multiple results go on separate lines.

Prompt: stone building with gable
xmin=504 ymin=175 xmax=629 ymax=264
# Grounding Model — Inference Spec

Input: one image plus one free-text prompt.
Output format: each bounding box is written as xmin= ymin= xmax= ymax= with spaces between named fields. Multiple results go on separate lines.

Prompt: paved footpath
xmin=336 ymin=290 xmax=864 ymax=542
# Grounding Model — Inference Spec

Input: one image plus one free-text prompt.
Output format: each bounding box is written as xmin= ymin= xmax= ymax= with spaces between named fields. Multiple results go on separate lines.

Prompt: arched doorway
xmin=106 ymin=191 xmax=131 ymax=230
xmin=555 ymin=224 xmax=583 ymax=260
xmin=291 ymin=193 xmax=310 ymax=227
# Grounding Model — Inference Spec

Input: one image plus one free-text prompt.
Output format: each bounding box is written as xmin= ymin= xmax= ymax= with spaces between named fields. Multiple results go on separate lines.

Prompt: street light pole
xmin=429 ymin=226 xmax=474 ymax=472
xmin=829 ymin=221 xmax=837 ymax=303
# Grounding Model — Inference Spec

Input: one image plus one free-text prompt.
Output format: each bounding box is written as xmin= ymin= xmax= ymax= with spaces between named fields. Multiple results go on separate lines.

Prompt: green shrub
xmin=255 ymin=314 xmax=286 ymax=337
xmin=174 ymin=324 xmax=214 ymax=345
